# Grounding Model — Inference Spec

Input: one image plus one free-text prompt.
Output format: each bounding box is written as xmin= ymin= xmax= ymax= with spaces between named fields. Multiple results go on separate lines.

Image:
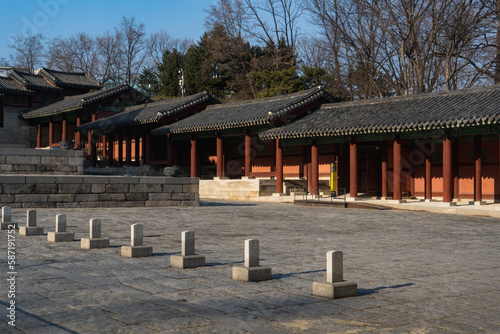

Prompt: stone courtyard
xmin=1 ymin=201 xmax=499 ymax=333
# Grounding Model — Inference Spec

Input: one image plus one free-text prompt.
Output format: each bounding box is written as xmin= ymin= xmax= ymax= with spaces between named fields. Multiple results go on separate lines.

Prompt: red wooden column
xmin=107 ymin=135 xmax=114 ymax=167
xmin=48 ymin=121 xmax=54 ymax=146
xmin=349 ymin=138 xmax=358 ymax=198
xmin=442 ymin=135 xmax=453 ymax=203
xmin=75 ymin=117 xmax=81 ymax=149
xmin=381 ymin=141 xmax=388 ymax=198
xmin=117 ymin=134 xmax=123 ymax=167
xmin=134 ymin=134 xmax=141 ymax=166
xmin=145 ymin=133 xmax=151 ymax=165
xmin=102 ymin=135 xmax=107 ymax=159
xmin=311 ymin=142 xmax=319 ymax=195
xmin=166 ymin=134 xmax=174 ymax=167
xmin=90 ymin=133 xmax=97 ymax=167
xmin=425 ymin=151 xmax=432 ymax=200
xmin=275 ymin=139 xmax=283 ymax=193
xmin=474 ymin=134 xmax=482 ymax=202
xmin=453 ymin=140 xmax=460 ymax=199
xmin=245 ymin=133 xmax=252 ymax=176
xmin=61 ymin=119 xmax=67 ymax=142
xmin=125 ymin=134 xmax=132 ymax=165
xmin=36 ymin=124 xmax=42 ymax=148
xmin=393 ymin=138 xmax=402 ymax=201
xmin=190 ymin=138 xmax=198 ymax=178
xmin=216 ymin=135 xmax=224 ymax=177
xmin=88 ymin=113 xmax=97 ymax=155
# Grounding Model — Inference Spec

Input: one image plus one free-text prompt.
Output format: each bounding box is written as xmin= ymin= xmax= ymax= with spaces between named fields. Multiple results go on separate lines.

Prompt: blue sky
xmin=0 ymin=0 xmax=217 ymax=61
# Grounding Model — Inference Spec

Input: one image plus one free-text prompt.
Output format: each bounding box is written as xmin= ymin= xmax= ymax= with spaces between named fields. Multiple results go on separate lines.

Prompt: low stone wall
xmin=0 ymin=175 xmax=199 ymax=208
xmin=0 ymin=148 xmax=83 ymax=175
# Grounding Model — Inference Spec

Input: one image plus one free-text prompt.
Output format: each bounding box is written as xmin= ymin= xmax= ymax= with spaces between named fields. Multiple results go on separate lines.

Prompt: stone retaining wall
xmin=0 ymin=175 xmax=199 ymax=208
xmin=0 ymin=148 xmax=83 ymax=175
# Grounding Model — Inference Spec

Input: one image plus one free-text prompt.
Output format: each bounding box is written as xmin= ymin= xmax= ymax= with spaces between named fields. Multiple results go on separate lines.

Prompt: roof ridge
xmin=321 ymin=85 xmax=500 ymax=110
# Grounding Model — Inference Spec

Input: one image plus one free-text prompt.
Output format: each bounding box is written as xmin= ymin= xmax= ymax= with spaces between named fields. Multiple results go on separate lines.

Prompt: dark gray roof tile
xmin=0 ymin=76 xmax=34 ymax=96
xmin=152 ymin=86 xmax=333 ymax=135
xmin=21 ymin=84 xmax=138 ymax=119
xmin=76 ymin=92 xmax=218 ymax=133
xmin=10 ymin=70 xmax=62 ymax=93
xmin=38 ymin=67 xmax=101 ymax=90
xmin=259 ymin=85 xmax=500 ymax=140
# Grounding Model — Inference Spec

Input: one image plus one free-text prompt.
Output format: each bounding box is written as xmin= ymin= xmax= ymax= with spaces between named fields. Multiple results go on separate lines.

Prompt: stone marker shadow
xmin=0 ymin=300 xmax=79 ymax=334
xmin=358 ymin=283 xmax=415 ymax=296
xmin=272 ymin=269 xmax=326 ymax=279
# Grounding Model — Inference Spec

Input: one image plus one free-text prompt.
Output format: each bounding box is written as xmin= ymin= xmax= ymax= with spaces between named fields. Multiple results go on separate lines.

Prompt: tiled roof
xmin=152 ymin=86 xmax=333 ymax=135
xmin=77 ymin=92 xmax=218 ymax=133
xmin=10 ymin=70 xmax=62 ymax=93
xmin=0 ymin=76 xmax=34 ymax=96
xmin=21 ymin=84 xmax=135 ymax=119
xmin=37 ymin=67 xmax=101 ymax=90
xmin=259 ymin=85 xmax=500 ymax=140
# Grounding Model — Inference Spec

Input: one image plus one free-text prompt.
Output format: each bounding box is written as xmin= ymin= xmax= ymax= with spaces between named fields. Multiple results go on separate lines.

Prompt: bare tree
xmin=46 ymin=32 xmax=101 ymax=76
xmin=147 ymin=30 xmax=194 ymax=69
xmin=97 ymin=30 xmax=124 ymax=85
xmin=8 ymin=33 xmax=45 ymax=73
xmin=118 ymin=16 xmax=147 ymax=85
xmin=205 ymin=0 xmax=249 ymax=39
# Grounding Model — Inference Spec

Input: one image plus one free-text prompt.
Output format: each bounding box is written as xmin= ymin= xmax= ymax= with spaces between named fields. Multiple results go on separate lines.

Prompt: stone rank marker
xmin=232 ymin=239 xmax=272 ymax=282
xmin=47 ymin=214 xmax=74 ymax=242
xmin=1 ymin=206 xmax=17 ymax=230
xmin=313 ymin=250 xmax=357 ymax=299
xmin=170 ymin=231 xmax=205 ymax=268
xmin=81 ymin=218 xmax=110 ymax=249
xmin=19 ymin=210 xmax=44 ymax=236
xmin=121 ymin=223 xmax=153 ymax=258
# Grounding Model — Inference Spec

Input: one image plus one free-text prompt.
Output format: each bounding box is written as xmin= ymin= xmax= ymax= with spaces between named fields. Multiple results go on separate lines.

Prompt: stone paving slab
xmin=0 ymin=200 xmax=499 ymax=333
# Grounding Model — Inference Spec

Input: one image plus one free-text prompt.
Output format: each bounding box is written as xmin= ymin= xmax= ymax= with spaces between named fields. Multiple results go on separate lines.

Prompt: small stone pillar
xmin=313 ymin=250 xmax=357 ymax=299
xmin=19 ymin=210 xmax=44 ymax=236
xmin=1 ymin=206 xmax=17 ymax=230
xmin=81 ymin=218 xmax=110 ymax=249
xmin=121 ymin=224 xmax=153 ymax=258
xmin=232 ymin=239 xmax=272 ymax=282
xmin=170 ymin=231 xmax=205 ymax=268
xmin=47 ymin=214 xmax=74 ymax=242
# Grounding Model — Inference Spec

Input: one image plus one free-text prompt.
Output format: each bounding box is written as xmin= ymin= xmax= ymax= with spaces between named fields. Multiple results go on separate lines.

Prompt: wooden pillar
xmin=90 ymin=134 xmax=97 ymax=167
xmin=75 ymin=117 xmax=81 ymax=149
xmin=102 ymin=135 xmax=107 ymax=159
xmin=107 ymin=135 xmax=114 ymax=167
xmin=442 ymin=135 xmax=453 ymax=203
xmin=145 ymin=133 xmax=151 ymax=165
xmin=125 ymin=134 xmax=132 ymax=165
xmin=453 ymin=139 xmax=460 ymax=199
xmin=381 ymin=141 xmax=388 ymax=198
xmin=48 ymin=121 xmax=54 ymax=146
xmin=37 ymin=124 xmax=42 ymax=148
xmin=245 ymin=133 xmax=252 ymax=176
xmin=311 ymin=142 xmax=319 ymax=195
xmin=61 ymin=119 xmax=67 ymax=142
xmin=216 ymin=135 xmax=224 ymax=177
xmin=88 ymin=113 xmax=97 ymax=155
xmin=166 ymin=134 xmax=174 ymax=167
xmin=425 ymin=151 xmax=432 ymax=200
xmin=275 ymin=139 xmax=283 ymax=193
xmin=474 ymin=134 xmax=482 ymax=202
xmin=190 ymin=138 xmax=198 ymax=178
xmin=134 ymin=134 xmax=140 ymax=166
xmin=349 ymin=138 xmax=358 ymax=198
xmin=393 ymin=138 xmax=402 ymax=201
xmin=117 ymin=134 xmax=123 ymax=167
